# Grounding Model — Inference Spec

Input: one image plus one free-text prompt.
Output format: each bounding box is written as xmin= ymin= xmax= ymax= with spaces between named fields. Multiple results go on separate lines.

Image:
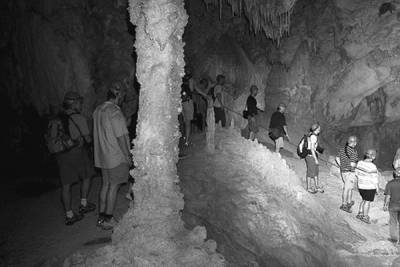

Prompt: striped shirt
xmin=355 ymin=160 xmax=378 ymax=190
xmin=338 ymin=146 xmax=358 ymax=172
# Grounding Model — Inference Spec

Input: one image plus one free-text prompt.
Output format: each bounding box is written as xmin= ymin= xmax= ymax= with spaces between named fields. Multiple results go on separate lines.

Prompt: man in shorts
xmin=56 ymin=91 xmax=96 ymax=225
xmin=269 ymin=103 xmax=290 ymax=153
xmin=336 ymin=136 xmax=359 ymax=213
xmin=93 ymin=82 xmax=131 ymax=230
xmin=384 ymin=168 xmax=400 ymax=244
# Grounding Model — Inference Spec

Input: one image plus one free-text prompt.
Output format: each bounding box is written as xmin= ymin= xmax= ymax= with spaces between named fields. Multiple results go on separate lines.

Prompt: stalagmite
xmin=65 ymin=0 xmax=224 ymax=265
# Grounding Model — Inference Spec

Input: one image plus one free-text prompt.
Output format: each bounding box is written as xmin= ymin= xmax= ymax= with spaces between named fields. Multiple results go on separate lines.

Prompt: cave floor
xmin=1 ymin=130 xmax=400 ymax=267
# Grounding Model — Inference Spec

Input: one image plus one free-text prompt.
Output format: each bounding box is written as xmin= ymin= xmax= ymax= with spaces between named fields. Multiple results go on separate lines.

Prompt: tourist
xmin=181 ymin=70 xmax=194 ymax=146
xmin=393 ymin=148 xmax=400 ymax=169
xmin=93 ymin=82 xmax=131 ymax=230
xmin=336 ymin=136 xmax=359 ymax=213
xmin=212 ymin=75 xmax=226 ymax=127
xmin=384 ymin=168 xmax=400 ymax=244
xmin=56 ymin=91 xmax=96 ymax=225
xmin=246 ymin=85 xmax=260 ymax=141
xmin=305 ymin=123 xmax=322 ymax=194
xmin=355 ymin=149 xmax=379 ymax=224
xmin=269 ymin=103 xmax=290 ymax=153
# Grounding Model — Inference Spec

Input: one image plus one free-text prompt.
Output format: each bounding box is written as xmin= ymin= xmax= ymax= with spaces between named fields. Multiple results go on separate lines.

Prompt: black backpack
xmin=45 ymin=113 xmax=79 ymax=154
xmin=297 ymin=134 xmax=310 ymax=158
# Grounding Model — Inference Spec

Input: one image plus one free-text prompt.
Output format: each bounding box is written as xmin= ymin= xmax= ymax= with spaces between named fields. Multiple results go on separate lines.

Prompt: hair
xmin=310 ymin=122 xmax=320 ymax=132
xmin=200 ymin=78 xmax=209 ymax=88
xmin=365 ymin=149 xmax=376 ymax=160
xmin=62 ymin=101 xmax=74 ymax=110
xmin=250 ymin=85 xmax=258 ymax=94
xmin=216 ymin=75 xmax=225 ymax=82
xmin=107 ymin=89 xmax=119 ymax=100
xmin=347 ymin=136 xmax=357 ymax=144
xmin=277 ymin=103 xmax=286 ymax=111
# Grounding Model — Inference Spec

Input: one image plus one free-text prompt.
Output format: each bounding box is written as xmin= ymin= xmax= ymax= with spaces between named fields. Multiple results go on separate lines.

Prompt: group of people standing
xmin=54 ymin=83 xmax=132 ymax=230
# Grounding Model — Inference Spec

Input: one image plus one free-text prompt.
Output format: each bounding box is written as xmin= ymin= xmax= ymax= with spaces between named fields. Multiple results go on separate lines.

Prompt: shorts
xmin=57 ymin=147 xmax=94 ymax=185
xmin=305 ymin=155 xmax=319 ymax=178
xmin=182 ymin=100 xmax=194 ymax=122
xmin=214 ymin=107 xmax=226 ymax=127
xmin=359 ymin=189 xmax=376 ymax=202
xmin=101 ymin=163 xmax=129 ymax=185
xmin=341 ymin=172 xmax=356 ymax=191
xmin=248 ymin=116 xmax=259 ymax=133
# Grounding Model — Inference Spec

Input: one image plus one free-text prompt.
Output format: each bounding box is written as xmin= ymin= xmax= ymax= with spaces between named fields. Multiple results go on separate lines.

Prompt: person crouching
xmin=355 ymin=149 xmax=379 ymax=224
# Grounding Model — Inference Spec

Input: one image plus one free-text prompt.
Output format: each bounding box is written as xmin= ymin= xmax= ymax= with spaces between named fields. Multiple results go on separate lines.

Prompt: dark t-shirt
xmin=385 ymin=179 xmax=400 ymax=211
xmin=269 ymin=111 xmax=286 ymax=133
xmin=246 ymin=95 xmax=258 ymax=117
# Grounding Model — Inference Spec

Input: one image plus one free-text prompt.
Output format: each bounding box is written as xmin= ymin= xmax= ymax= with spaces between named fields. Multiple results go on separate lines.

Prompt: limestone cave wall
xmin=1 ymin=0 xmax=137 ymax=118
xmin=185 ymin=0 xmax=400 ymax=169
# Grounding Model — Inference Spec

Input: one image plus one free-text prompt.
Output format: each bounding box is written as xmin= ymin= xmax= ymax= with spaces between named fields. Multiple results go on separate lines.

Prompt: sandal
xmin=316 ymin=187 xmax=325 ymax=193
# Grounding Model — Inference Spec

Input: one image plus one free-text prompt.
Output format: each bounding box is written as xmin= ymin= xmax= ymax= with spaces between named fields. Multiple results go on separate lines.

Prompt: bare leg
xmin=62 ymin=184 xmax=72 ymax=212
xmin=249 ymin=131 xmax=255 ymax=141
xmin=364 ymin=201 xmax=371 ymax=216
xmin=358 ymin=201 xmax=364 ymax=214
xmin=81 ymin=177 xmax=91 ymax=199
xmin=99 ymin=178 xmax=110 ymax=213
xmin=184 ymin=120 xmax=191 ymax=145
xmin=105 ymin=183 xmax=121 ymax=215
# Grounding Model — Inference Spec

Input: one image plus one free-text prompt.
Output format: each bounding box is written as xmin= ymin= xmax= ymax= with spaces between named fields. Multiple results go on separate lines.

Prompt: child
xmin=355 ymin=149 xmax=379 ymax=224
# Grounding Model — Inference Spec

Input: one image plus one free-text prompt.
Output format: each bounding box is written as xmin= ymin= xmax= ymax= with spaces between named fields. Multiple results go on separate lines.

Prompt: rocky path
xmin=0 ymin=176 xmax=131 ymax=267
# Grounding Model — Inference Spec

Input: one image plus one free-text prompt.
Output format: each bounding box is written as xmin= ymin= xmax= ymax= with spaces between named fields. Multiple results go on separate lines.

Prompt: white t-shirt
xmin=356 ymin=160 xmax=379 ymax=190
xmin=307 ymin=134 xmax=318 ymax=151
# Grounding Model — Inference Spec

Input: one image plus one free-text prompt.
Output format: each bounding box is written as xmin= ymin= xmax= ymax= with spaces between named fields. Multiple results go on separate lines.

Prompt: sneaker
xmin=340 ymin=204 xmax=352 ymax=213
xmin=65 ymin=212 xmax=84 ymax=226
xmin=347 ymin=200 xmax=355 ymax=208
xmin=316 ymin=187 xmax=325 ymax=193
xmin=79 ymin=202 xmax=96 ymax=214
xmin=307 ymin=188 xmax=317 ymax=194
xmin=356 ymin=212 xmax=363 ymax=220
xmin=99 ymin=217 xmax=119 ymax=231
xmin=361 ymin=215 xmax=371 ymax=224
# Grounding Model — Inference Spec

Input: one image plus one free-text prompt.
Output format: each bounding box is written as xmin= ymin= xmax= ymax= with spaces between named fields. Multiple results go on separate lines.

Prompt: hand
xmin=285 ymin=135 xmax=290 ymax=141
xmin=315 ymin=159 xmax=319 ymax=165
xmin=383 ymin=205 xmax=388 ymax=211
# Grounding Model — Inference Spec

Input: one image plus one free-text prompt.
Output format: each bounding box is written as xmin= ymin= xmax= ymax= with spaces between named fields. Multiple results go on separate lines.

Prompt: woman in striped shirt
xmin=355 ymin=149 xmax=379 ymax=224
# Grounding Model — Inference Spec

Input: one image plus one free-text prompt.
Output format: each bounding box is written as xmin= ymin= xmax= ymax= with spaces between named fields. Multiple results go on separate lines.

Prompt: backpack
xmin=45 ymin=113 xmax=78 ymax=154
xmin=297 ymin=134 xmax=310 ymax=159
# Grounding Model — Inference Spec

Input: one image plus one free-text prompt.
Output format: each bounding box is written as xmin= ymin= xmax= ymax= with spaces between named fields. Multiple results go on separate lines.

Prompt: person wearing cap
xmin=336 ymin=136 xmax=359 ymax=213
xmin=93 ymin=82 xmax=131 ymax=230
xmin=57 ymin=91 xmax=96 ymax=225
xmin=305 ymin=123 xmax=322 ymax=193
xmin=384 ymin=168 xmax=400 ymax=244
xmin=269 ymin=103 xmax=290 ymax=153
xmin=355 ymin=149 xmax=379 ymax=224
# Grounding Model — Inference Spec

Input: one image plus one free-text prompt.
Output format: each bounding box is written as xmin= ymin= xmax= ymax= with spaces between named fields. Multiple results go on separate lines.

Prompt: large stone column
xmin=107 ymin=0 xmax=224 ymax=265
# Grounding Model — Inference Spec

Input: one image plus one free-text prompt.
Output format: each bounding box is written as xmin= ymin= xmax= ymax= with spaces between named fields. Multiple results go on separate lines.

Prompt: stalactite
xmin=205 ymin=0 xmax=296 ymax=42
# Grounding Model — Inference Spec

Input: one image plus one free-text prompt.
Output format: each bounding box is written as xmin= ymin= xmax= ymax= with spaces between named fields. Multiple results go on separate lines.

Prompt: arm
xmin=384 ymin=195 xmax=390 ymax=211
xmin=335 ymin=156 xmax=340 ymax=166
xmin=310 ymin=136 xmax=318 ymax=164
xmin=283 ymin=126 xmax=289 ymax=138
xmin=193 ymin=82 xmax=207 ymax=98
xmin=117 ymin=134 xmax=132 ymax=165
